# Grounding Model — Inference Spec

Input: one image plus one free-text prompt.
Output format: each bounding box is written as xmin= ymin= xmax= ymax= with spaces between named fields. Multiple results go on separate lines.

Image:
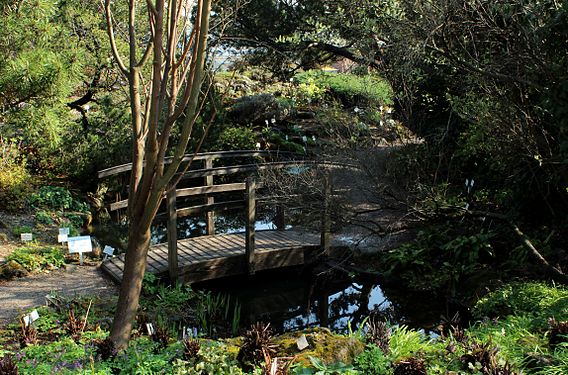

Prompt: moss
xmin=273 ymin=327 xmax=365 ymax=367
xmin=220 ymin=337 xmax=243 ymax=359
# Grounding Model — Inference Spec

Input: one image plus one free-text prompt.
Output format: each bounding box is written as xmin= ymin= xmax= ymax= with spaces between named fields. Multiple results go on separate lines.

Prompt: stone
xmin=274 ymin=327 xmax=365 ymax=367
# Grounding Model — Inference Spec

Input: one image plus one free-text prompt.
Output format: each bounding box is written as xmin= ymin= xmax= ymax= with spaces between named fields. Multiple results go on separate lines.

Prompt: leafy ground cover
xmin=0 ymin=280 xmax=565 ymax=374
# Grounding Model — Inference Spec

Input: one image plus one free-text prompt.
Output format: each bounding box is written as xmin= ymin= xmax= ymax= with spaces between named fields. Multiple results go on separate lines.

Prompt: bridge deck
xmin=101 ymin=230 xmax=320 ymax=284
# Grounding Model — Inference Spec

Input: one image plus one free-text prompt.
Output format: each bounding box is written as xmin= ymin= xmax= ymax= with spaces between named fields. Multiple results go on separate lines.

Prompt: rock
xmin=228 ymin=94 xmax=293 ymax=125
xmin=274 ymin=327 xmax=365 ymax=367
xmin=0 ymin=260 xmax=30 ymax=280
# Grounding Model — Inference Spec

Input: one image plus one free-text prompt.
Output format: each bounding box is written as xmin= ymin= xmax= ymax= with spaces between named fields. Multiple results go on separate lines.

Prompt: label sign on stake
xmin=21 ymin=233 xmax=33 ymax=242
xmin=146 ymin=323 xmax=155 ymax=336
xmin=23 ymin=309 xmax=40 ymax=327
xmin=67 ymin=236 xmax=93 ymax=265
xmin=58 ymin=228 xmax=70 ymax=243
xmin=102 ymin=245 xmax=115 ymax=260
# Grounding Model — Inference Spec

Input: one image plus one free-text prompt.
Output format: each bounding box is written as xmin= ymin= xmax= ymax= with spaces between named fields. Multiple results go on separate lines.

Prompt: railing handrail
xmin=97 ymin=150 xmax=298 ymax=178
xmin=105 ymin=160 xmax=358 ymax=212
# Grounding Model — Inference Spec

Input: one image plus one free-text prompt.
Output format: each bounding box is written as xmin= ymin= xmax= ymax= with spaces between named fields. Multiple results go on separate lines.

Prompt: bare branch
xmin=103 ymin=0 xmax=128 ymax=75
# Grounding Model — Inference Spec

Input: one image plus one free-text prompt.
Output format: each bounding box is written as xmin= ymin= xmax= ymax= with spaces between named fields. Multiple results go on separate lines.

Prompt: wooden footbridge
xmin=98 ymin=150 xmax=344 ymax=284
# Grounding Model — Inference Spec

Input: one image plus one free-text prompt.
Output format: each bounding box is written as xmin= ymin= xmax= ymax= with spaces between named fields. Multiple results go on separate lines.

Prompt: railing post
xmin=204 ymin=157 xmax=215 ymax=235
xmin=167 ymin=186 xmax=178 ymax=282
xmin=275 ymin=205 xmax=285 ymax=231
xmin=245 ymin=177 xmax=256 ymax=274
xmin=321 ymin=172 xmax=331 ymax=256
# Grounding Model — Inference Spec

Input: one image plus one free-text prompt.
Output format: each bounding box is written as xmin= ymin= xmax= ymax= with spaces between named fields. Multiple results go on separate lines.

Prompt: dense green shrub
xmin=5 ymin=246 xmax=65 ymax=272
xmin=354 ymin=345 xmax=390 ymax=374
xmin=473 ymin=282 xmax=568 ymax=322
xmin=294 ymin=71 xmax=393 ymax=107
xmin=28 ymin=186 xmax=89 ymax=212
xmin=0 ymin=138 xmax=32 ymax=212
xmin=381 ymin=227 xmax=495 ymax=293
xmin=213 ymin=126 xmax=256 ymax=150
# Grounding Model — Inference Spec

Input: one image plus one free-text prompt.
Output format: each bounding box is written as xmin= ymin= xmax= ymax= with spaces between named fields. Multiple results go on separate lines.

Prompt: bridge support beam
xmin=321 ymin=172 xmax=331 ymax=256
xmin=245 ymin=177 xmax=256 ymax=274
xmin=204 ymin=157 xmax=215 ymax=235
xmin=167 ymin=186 xmax=178 ymax=282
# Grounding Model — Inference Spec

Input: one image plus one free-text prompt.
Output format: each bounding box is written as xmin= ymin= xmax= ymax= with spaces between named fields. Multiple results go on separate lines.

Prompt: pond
xmin=194 ymin=265 xmax=460 ymax=336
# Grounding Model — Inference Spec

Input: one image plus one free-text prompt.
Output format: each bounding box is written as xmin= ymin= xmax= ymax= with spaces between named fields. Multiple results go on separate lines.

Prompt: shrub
xmin=172 ymin=341 xmax=244 ymax=374
xmin=472 ymin=282 xmax=568 ymax=322
xmin=35 ymin=210 xmax=53 ymax=225
xmin=294 ymin=70 xmax=393 ymax=107
xmin=388 ymin=325 xmax=424 ymax=362
xmin=354 ymin=344 xmax=391 ymax=375
xmin=5 ymin=246 xmax=65 ymax=272
xmin=214 ymin=126 xmax=257 ymax=151
xmin=28 ymin=186 xmax=89 ymax=213
xmin=0 ymin=138 xmax=32 ymax=212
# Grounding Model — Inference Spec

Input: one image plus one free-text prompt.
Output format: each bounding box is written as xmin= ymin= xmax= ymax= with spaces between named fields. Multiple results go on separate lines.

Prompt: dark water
xmin=194 ymin=266 xmax=454 ymax=335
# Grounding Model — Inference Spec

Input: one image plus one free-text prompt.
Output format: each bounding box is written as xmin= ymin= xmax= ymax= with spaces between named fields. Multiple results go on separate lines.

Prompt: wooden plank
xmin=215 ymin=234 xmax=245 ymax=251
xmin=197 ymin=236 xmax=233 ymax=258
xmin=176 ymin=183 xmax=246 ymax=197
xmin=177 ymin=241 xmax=214 ymax=261
xmin=178 ymin=255 xmax=247 ymax=284
xmin=109 ymin=200 xmax=129 ymax=211
xmin=207 ymin=235 xmax=242 ymax=254
xmin=179 ymin=239 xmax=221 ymax=260
xmin=145 ymin=252 xmax=166 ymax=273
xmin=173 ymin=200 xmax=245 ymax=218
xmin=254 ymin=248 xmax=304 ymax=271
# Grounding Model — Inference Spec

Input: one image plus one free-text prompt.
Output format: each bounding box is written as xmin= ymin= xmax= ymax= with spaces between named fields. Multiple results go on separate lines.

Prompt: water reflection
xmin=150 ymin=207 xmax=285 ymax=244
xmin=196 ymin=267 xmax=448 ymax=335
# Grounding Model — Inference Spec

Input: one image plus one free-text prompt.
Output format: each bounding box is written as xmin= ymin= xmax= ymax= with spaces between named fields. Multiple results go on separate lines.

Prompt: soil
xmin=0 ymin=264 xmax=118 ymax=327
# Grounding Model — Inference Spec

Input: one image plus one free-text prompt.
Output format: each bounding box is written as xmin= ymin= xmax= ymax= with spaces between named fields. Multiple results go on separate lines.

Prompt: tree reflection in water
xmin=197 ymin=268 xmax=450 ymax=335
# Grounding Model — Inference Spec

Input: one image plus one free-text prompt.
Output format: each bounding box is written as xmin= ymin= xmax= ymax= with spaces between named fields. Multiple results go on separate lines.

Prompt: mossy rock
xmin=273 ymin=327 xmax=365 ymax=367
xmin=0 ymin=260 xmax=30 ymax=280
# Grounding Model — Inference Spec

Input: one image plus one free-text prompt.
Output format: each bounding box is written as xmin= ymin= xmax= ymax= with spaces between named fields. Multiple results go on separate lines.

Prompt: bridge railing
xmin=98 ymin=150 xmax=343 ymax=280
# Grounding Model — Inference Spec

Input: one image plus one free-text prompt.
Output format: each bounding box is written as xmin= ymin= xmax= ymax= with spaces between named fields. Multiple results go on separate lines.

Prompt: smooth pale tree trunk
xmin=104 ymin=0 xmax=213 ymax=350
xmin=109 ymin=217 xmax=152 ymax=347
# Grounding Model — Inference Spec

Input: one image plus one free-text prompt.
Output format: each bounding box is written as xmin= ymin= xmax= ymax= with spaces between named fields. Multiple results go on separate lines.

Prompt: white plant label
xmin=58 ymin=234 xmax=68 ymax=243
xmin=68 ymin=236 xmax=92 ymax=265
xmin=102 ymin=245 xmax=115 ymax=260
xmin=23 ymin=310 xmax=40 ymax=327
xmin=296 ymin=334 xmax=309 ymax=350
xmin=29 ymin=309 xmax=39 ymax=321
xmin=67 ymin=236 xmax=93 ymax=254
xmin=21 ymin=233 xmax=33 ymax=242
xmin=59 ymin=228 xmax=70 ymax=236
xmin=146 ymin=323 xmax=155 ymax=335
xmin=103 ymin=246 xmax=115 ymax=256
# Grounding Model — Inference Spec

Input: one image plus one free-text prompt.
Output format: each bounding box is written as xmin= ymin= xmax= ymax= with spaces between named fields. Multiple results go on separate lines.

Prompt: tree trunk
xmin=109 ymin=217 xmax=152 ymax=350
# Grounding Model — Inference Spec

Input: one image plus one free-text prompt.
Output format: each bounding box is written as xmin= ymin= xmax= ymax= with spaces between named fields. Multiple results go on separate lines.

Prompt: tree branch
xmin=103 ymin=0 xmax=128 ymax=75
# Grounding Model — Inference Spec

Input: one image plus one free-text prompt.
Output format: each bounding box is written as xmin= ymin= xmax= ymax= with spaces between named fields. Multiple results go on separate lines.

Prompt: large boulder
xmin=274 ymin=327 xmax=365 ymax=367
xmin=0 ymin=260 xmax=30 ymax=280
xmin=228 ymin=94 xmax=293 ymax=125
